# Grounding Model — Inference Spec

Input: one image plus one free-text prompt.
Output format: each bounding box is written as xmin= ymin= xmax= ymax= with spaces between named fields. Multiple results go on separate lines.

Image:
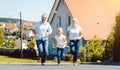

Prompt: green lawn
xmin=0 ymin=56 xmax=37 ymax=63
xmin=0 ymin=55 xmax=76 ymax=63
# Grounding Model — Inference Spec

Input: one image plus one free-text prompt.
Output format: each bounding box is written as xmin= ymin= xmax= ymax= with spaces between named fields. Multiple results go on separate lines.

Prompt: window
xmin=67 ymin=16 xmax=71 ymax=26
xmin=57 ymin=16 xmax=61 ymax=27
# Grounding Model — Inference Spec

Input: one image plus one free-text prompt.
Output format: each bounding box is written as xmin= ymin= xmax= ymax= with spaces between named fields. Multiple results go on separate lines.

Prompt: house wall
xmin=49 ymin=0 xmax=72 ymax=55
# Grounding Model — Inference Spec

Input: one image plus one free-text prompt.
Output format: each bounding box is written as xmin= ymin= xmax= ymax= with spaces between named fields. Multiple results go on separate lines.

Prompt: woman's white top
xmin=68 ymin=25 xmax=82 ymax=40
xmin=55 ymin=34 xmax=66 ymax=48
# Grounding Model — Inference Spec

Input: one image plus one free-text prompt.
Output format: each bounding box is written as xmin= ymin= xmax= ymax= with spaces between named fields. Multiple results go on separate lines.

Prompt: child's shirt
xmin=55 ymin=34 xmax=66 ymax=48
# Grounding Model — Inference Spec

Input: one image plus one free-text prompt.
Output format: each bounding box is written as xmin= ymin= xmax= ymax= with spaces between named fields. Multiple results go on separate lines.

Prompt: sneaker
xmin=41 ymin=62 xmax=45 ymax=66
xmin=57 ymin=63 xmax=60 ymax=66
xmin=73 ymin=62 xmax=76 ymax=66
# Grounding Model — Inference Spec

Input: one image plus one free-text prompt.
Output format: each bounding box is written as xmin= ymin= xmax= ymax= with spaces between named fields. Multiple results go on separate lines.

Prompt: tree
xmin=113 ymin=12 xmax=120 ymax=61
xmin=103 ymin=28 xmax=115 ymax=61
xmin=0 ymin=28 xmax=5 ymax=47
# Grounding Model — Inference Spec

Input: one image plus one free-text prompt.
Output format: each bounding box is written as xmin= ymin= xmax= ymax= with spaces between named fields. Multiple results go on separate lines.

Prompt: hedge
xmin=0 ymin=48 xmax=37 ymax=58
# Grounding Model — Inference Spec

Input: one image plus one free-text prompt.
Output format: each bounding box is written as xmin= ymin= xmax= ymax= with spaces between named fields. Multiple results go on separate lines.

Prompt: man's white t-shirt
xmin=34 ymin=21 xmax=52 ymax=40
xmin=55 ymin=34 xmax=66 ymax=48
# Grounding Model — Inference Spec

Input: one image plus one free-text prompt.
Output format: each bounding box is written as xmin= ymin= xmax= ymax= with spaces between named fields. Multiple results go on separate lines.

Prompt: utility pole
xmin=20 ymin=12 xmax=23 ymax=58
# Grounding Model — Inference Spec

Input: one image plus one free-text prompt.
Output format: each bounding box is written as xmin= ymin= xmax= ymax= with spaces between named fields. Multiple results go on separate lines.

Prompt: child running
xmin=54 ymin=27 xmax=67 ymax=66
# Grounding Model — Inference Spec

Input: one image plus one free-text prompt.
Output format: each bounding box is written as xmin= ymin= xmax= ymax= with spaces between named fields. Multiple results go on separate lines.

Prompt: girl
xmin=54 ymin=27 xmax=67 ymax=66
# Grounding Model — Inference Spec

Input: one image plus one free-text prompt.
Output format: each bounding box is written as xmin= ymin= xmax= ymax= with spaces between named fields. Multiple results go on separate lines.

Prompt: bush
xmin=79 ymin=36 xmax=105 ymax=62
xmin=103 ymin=29 xmax=114 ymax=61
xmin=10 ymin=49 xmax=21 ymax=58
xmin=27 ymin=39 xmax=35 ymax=49
xmin=52 ymin=57 xmax=57 ymax=62
xmin=79 ymin=46 xmax=87 ymax=62
xmin=0 ymin=48 xmax=37 ymax=58
xmin=0 ymin=48 xmax=15 ymax=56
xmin=65 ymin=54 xmax=71 ymax=61
xmin=23 ymin=48 xmax=37 ymax=58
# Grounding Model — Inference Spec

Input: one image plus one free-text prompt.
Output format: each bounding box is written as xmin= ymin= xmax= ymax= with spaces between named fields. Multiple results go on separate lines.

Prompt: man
xmin=33 ymin=14 xmax=52 ymax=65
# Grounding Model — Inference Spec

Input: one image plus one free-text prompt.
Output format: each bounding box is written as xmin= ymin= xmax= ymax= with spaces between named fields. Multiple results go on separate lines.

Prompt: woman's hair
xmin=71 ymin=18 xmax=78 ymax=24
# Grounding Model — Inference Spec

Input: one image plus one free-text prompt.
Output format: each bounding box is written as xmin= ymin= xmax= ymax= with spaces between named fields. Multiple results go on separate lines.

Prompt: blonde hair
xmin=71 ymin=18 xmax=78 ymax=24
xmin=57 ymin=27 xmax=63 ymax=33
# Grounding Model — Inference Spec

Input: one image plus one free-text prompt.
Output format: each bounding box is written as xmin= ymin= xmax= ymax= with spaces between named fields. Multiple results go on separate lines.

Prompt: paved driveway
xmin=0 ymin=63 xmax=120 ymax=70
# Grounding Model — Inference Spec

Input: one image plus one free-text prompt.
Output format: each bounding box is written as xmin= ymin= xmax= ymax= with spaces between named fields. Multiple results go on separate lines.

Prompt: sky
xmin=0 ymin=0 xmax=55 ymax=21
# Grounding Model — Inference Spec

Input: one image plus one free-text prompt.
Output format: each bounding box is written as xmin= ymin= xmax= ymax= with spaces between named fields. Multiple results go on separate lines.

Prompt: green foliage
xmin=0 ymin=48 xmax=37 ymax=58
xmin=27 ymin=39 xmax=35 ymax=49
xmin=0 ymin=48 xmax=16 ymax=56
xmin=78 ymin=46 xmax=87 ymax=62
xmin=113 ymin=12 xmax=120 ymax=61
xmin=10 ymin=41 xmax=17 ymax=48
xmin=79 ymin=36 xmax=105 ymax=62
xmin=0 ymin=28 xmax=5 ymax=46
xmin=65 ymin=54 xmax=71 ymax=61
xmin=0 ymin=18 xmax=20 ymax=23
xmin=52 ymin=57 xmax=57 ymax=62
xmin=103 ymin=29 xmax=115 ymax=61
xmin=4 ymin=37 xmax=17 ymax=48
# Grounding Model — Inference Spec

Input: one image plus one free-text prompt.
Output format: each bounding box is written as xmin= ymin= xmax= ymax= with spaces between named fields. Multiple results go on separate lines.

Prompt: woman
xmin=67 ymin=18 xmax=83 ymax=65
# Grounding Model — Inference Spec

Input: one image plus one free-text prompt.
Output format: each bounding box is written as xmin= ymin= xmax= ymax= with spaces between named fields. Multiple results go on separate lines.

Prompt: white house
xmin=22 ymin=30 xmax=34 ymax=38
xmin=48 ymin=0 xmax=120 ymax=55
xmin=5 ymin=23 xmax=18 ymax=33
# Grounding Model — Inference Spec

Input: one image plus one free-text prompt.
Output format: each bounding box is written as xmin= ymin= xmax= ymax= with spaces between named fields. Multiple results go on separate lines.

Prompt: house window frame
xmin=67 ymin=15 xmax=71 ymax=26
xmin=57 ymin=16 xmax=61 ymax=27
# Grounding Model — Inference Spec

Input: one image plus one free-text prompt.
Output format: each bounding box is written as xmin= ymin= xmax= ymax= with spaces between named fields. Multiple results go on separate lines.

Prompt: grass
xmin=0 ymin=56 xmax=37 ymax=63
xmin=0 ymin=55 xmax=77 ymax=64
xmin=0 ymin=55 xmax=70 ymax=63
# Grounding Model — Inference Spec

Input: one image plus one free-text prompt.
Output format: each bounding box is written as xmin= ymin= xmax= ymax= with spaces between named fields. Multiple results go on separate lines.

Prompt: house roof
xmin=49 ymin=0 xmax=120 ymax=40
xmin=23 ymin=22 xmax=35 ymax=29
xmin=5 ymin=23 xmax=17 ymax=29
xmin=0 ymin=22 xmax=5 ymax=26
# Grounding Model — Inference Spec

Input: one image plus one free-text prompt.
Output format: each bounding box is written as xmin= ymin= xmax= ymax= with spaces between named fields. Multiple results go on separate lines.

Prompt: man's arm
xmin=66 ymin=31 xmax=70 ymax=43
xmin=32 ymin=29 xmax=38 ymax=38
xmin=45 ymin=24 xmax=52 ymax=36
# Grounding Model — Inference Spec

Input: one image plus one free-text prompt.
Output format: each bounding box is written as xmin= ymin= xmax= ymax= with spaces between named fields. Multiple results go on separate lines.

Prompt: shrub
xmin=65 ymin=54 xmax=71 ymax=61
xmin=23 ymin=48 xmax=37 ymax=58
xmin=27 ymin=39 xmax=35 ymax=49
xmin=0 ymin=48 xmax=16 ymax=56
xmin=0 ymin=28 xmax=5 ymax=47
xmin=79 ymin=36 xmax=105 ymax=62
xmin=52 ymin=57 xmax=57 ymax=62
xmin=103 ymin=29 xmax=114 ymax=61
xmin=0 ymin=48 xmax=37 ymax=58
xmin=113 ymin=12 xmax=120 ymax=61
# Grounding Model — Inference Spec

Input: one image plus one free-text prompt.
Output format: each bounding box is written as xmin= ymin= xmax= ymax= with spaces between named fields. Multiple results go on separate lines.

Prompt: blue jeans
xmin=36 ymin=39 xmax=48 ymax=63
xmin=69 ymin=40 xmax=80 ymax=62
xmin=57 ymin=48 xmax=64 ymax=64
